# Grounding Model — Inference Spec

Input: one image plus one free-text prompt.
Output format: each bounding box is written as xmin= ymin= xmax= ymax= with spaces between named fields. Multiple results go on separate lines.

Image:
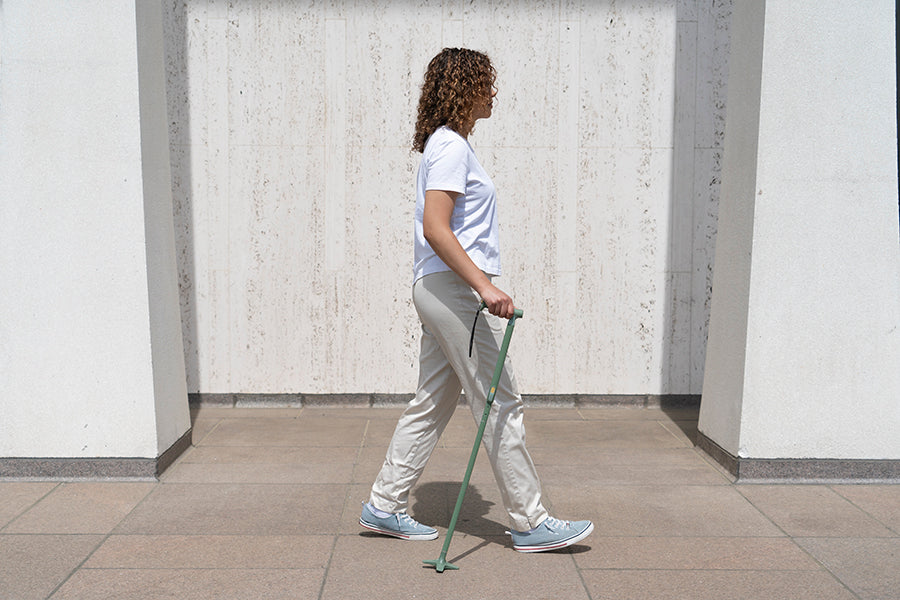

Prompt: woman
xmin=360 ymin=48 xmax=592 ymax=553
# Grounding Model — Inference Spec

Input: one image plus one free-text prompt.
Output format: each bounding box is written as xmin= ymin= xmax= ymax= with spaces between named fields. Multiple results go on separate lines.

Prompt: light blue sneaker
xmin=509 ymin=516 xmax=593 ymax=552
xmin=359 ymin=503 xmax=438 ymax=541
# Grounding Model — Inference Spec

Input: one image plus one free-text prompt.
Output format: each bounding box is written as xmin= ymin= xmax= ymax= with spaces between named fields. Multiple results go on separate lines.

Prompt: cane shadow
xmin=410 ymin=481 xmax=505 ymax=567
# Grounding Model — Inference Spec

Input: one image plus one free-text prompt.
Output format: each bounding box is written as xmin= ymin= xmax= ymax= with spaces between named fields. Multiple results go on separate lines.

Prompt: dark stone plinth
xmin=0 ymin=428 xmax=192 ymax=481
xmin=188 ymin=393 xmax=702 ymax=408
xmin=696 ymin=431 xmax=900 ymax=483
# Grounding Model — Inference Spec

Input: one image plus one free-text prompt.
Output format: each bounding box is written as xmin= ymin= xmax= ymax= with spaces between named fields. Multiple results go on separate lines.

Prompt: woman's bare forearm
xmin=424 ymin=225 xmax=493 ymax=295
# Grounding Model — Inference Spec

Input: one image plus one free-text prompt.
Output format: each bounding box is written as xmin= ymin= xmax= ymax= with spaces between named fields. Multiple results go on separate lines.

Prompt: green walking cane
xmin=423 ymin=302 xmax=523 ymax=572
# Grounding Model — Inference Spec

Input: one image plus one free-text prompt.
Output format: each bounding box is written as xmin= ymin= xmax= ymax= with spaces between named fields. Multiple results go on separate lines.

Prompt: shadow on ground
xmin=660 ymin=403 xmax=701 ymax=444
xmin=405 ymin=481 xmax=591 ymax=564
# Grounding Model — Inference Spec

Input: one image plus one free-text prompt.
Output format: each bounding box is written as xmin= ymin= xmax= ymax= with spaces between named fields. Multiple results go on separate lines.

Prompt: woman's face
xmin=472 ymin=85 xmax=497 ymax=121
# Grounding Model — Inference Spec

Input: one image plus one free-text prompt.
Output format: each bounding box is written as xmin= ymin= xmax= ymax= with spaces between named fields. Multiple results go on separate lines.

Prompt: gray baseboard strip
xmin=189 ymin=393 xmax=701 ymax=409
xmin=0 ymin=428 xmax=192 ymax=481
xmin=696 ymin=431 xmax=900 ymax=483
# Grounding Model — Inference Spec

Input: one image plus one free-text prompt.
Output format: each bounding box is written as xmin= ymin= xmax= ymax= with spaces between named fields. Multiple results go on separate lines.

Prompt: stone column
xmin=698 ymin=0 xmax=900 ymax=481
xmin=0 ymin=1 xmax=191 ymax=478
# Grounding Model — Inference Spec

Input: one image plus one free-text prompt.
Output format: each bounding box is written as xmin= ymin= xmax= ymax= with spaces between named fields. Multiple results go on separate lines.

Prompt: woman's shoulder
xmin=424 ymin=126 xmax=469 ymax=156
xmin=427 ymin=125 xmax=467 ymax=146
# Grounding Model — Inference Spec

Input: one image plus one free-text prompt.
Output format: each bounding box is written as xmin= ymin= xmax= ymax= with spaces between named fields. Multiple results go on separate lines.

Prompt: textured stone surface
xmin=1 ymin=407 xmax=894 ymax=600
xmin=795 ymin=537 xmax=900 ymax=600
xmin=162 ymin=0 xmax=732 ymax=396
xmin=0 ymin=535 xmax=104 ymax=600
xmin=4 ymin=483 xmax=155 ymax=534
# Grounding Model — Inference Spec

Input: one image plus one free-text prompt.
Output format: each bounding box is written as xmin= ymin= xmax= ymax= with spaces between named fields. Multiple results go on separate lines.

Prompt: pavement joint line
xmin=828 ymin=484 xmax=900 ymax=536
xmin=43 ymin=533 xmax=110 ymax=598
xmin=0 ymin=481 xmax=61 ymax=534
xmin=319 ymin=482 xmax=357 ymax=600
xmin=569 ymin=539 xmax=595 ymax=600
xmin=655 ymin=419 xmax=695 ymax=446
xmin=731 ymin=485 xmax=866 ymax=600
xmin=41 ymin=481 xmax=156 ymax=599
xmin=71 ymin=566 xmax=329 ymax=571
xmin=192 ymin=416 xmax=225 ymax=447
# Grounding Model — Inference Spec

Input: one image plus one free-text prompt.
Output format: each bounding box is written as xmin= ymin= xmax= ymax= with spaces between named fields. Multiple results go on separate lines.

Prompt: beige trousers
xmin=369 ymin=271 xmax=548 ymax=532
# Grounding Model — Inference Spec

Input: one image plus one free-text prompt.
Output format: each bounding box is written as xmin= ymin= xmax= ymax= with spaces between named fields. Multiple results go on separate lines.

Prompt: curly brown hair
xmin=413 ymin=48 xmax=496 ymax=153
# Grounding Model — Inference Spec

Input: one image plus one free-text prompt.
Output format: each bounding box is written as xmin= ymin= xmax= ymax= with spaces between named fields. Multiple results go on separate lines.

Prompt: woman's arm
xmin=422 ymin=189 xmax=515 ymax=318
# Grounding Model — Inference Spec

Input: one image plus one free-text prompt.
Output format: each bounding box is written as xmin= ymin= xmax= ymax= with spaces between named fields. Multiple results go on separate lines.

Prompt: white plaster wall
xmin=137 ymin=0 xmax=193 ymax=455
xmin=701 ymin=0 xmax=900 ymax=460
xmin=1 ymin=1 xmax=154 ymax=456
xmin=696 ymin=0 xmax=764 ymax=456
xmin=164 ymin=0 xmax=732 ymax=395
xmin=0 ymin=1 xmax=188 ymax=458
xmin=740 ymin=0 xmax=900 ymax=458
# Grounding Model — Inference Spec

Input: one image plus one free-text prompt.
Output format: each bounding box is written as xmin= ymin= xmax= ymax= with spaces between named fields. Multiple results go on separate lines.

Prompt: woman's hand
xmin=478 ymin=283 xmax=516 ymax=319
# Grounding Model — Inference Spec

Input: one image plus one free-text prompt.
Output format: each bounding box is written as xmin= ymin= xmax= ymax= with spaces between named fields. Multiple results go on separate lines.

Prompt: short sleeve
xmin=424 ymin=133 xmax=468 ymax=195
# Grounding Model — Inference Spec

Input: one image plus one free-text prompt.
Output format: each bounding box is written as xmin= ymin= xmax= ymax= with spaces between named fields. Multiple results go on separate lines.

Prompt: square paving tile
xmin=537 ymin=461 xmax=729 ymax=486
xmin=795 ymin=537 xmax=900 ymax=600
xmin=0 ymin=482 xmax=58 ymax=529
xmin=189 ymin=419 xmax=220 ymax=445
xmin=192 ymin=407 xmax=303 ymax=420
xmin=577 ymin=407 xmax=700 ymax=421
xmin=351 ymin=445 xmax=390 ymax=483
xmin=523 ymin=407 xmax=590 ymax=420
xmin=830 ymin=485 xmax=900 ymax=534
xmin=520 ymin=419 xmax=693 ymax=449
xmin=574 ymin=407 xmax=700 ymax=446
xmin=658 ymin=418 xmax=698 ymax=445
xmin=4 ymin=483 xmax=155 ymax=534
xmin=199 ymin=418 xmax=367 ymax=447
xmin=361 ymin=417 xmax=405 ymax=447
xmin=580 ymin=569 xmax=857 ymax=600
xmin=84 ymin=534 xmax=334 ymax=569
xmin=0 ymin=534 xmax=103 ymax=600
xmin=528 ymin=446 xmax=713 ymax=467
xmin=322 ymin=534 xmax=591 ymax=600
xmin=114 ymin=483 xmax=346 ymax=535
xmin=50 ymin=568 xmax=324 ymax=600
xmin=302 ymin=407 xmax=405 ymax=420
xmin=574 ymin=536 xmax=820 ymax=570
xmin=162 ymin=446 xmax=359 ymax=484
xmin=738 ymin=485 xmax=896 ymax=537
xmin=545 ymin=484 xmax=783 ymax=537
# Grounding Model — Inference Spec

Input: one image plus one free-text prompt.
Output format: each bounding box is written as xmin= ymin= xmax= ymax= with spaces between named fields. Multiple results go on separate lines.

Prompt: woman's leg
xmin=412 ymin=271 xmax=549 ymax=532
xmin=369 ymin=304 xmax=462 ymax=514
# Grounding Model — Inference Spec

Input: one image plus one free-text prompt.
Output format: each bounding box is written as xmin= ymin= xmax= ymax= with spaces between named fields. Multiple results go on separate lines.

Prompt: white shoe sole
xmin=359 ymin=518 xmax=439 ymax=541
xmin=513 ymin=521 xmax=594 ymax=553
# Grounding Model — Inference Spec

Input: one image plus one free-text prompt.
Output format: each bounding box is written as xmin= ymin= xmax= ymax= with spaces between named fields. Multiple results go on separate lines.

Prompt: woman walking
xmin=360 ymin=48 xmax=593 ymax=553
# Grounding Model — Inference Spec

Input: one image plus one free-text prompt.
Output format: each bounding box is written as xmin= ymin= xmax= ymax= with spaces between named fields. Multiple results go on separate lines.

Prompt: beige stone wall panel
xmin=163 ymin=0 xmax=732 ymax=395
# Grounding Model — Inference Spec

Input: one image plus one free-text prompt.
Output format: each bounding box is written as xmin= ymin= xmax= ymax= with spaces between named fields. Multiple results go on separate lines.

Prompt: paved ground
xmin=1 ymin=405 xmax=897 ymax=599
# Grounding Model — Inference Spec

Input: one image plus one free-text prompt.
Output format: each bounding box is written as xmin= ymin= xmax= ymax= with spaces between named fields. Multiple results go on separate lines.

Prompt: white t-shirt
xmin=413 ymin=126 xmax=501 ymax=283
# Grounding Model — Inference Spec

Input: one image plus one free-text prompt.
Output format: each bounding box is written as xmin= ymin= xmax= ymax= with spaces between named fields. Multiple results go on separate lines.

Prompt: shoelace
xmin=398 ymin=513 xmax=425 ymax=529
xmin=543 ymin=517 xmax=571 ymax=531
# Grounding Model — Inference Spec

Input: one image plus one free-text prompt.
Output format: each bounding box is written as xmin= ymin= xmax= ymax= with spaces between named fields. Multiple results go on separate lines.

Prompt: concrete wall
xmin=699 ymin=0 xmax=900 ymax=461
xmin=138 ymin=0 xmax=194 ymax=456
xmin=0 ymin=0 xmax=190 ymax=461
xmin=164 ymin=0 xmax=733 ymax=395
